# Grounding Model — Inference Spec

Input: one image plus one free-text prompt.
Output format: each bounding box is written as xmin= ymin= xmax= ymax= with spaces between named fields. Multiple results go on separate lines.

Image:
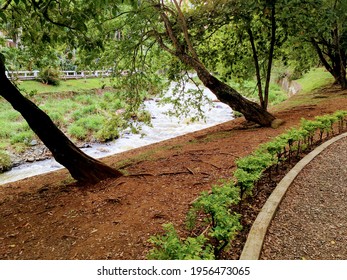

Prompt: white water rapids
xmin=0 ymin=84 xmax=233 ymax=185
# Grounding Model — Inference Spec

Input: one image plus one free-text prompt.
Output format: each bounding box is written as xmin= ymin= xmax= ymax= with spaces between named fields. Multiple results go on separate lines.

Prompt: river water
xmin=0 ymin=84 xmax=233 ymax=185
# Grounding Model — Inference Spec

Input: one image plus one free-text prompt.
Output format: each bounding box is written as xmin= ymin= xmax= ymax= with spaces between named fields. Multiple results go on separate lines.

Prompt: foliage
xmin=234 ymin=152 xmax=274 ymax=197
xmin=286 ymin=0 xmax=347 ymax=88
xmin=0 ymin=150 xmax=11 ymax=173
xmin=96 ymin=114 xmax=125 ymax=142
xmin=38 ymin=67 xmax=61 ymax=86
xmin=190 ymin=183 xmax=242 ymax=256
xmin=149 ymin=181 xmax=242 ymax=259
xmin=147 ymin=223 xmax=214 ymax=260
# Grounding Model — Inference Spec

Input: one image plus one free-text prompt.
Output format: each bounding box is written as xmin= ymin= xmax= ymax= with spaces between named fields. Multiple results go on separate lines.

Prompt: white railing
xmin=5 ymin=70 xmax=111 ymax=80
xmin=5 ymin=70 xmax=39 ymax=80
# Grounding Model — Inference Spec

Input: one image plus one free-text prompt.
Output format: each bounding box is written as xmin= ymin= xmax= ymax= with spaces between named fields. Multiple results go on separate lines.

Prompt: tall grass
xmin=0 ymin=89 xmax=134 ymax=152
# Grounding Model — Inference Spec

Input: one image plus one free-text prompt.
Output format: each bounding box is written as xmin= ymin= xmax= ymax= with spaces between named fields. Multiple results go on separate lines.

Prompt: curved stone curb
xmin=239 ymin=132 xmax=347 ymax=260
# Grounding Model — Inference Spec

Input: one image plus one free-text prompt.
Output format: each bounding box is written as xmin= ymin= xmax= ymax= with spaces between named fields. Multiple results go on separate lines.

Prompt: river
xmin=0 ymin=83 xmax=233 ymax=185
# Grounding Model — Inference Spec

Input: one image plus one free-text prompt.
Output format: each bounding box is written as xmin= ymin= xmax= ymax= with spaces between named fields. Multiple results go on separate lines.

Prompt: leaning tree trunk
xmin=0 ymin=59 xmax=122 ymax=184
xmin=199 ymin=70 xmax=276 ymax=127
xmin=153 ymin=1 xmax=278 ymax=127
xmin=179 ymin=53 xmax=277 ymax=127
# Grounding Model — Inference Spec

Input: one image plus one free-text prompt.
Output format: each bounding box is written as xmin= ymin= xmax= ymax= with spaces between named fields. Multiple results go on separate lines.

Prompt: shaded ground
xmin=1 ymin=85 xmax=347 ymax=260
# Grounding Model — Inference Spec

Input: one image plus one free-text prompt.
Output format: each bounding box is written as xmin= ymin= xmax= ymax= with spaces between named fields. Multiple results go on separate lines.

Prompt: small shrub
xmin=0 ymin=150 xmax=12 ymax=173
xmin=234 ymin=168 xmax=262 ymax=198
xmin=334 ymin=110 xmax=347 ymax=132
xmin=147 ymin=223 xmax=214 ymax=260
xmin=96 ymin=114 xmax=125 ymax=141
xmin=187 ymin=183 xmax=242 ymax=256
xmin=39 ymin=67 xmax=61 ymax=86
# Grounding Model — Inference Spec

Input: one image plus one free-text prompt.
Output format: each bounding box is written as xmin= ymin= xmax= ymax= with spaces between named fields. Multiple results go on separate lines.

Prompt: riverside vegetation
xmin=0 ymin=66 xmax=297 ymax=172
xmin=0 ymin=77 xmax=163 ymax=169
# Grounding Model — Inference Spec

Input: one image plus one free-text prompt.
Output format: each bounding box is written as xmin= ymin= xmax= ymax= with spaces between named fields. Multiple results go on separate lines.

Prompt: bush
xmin=96 ymin=114 xmax=125 ymax=142
xmin=39 ymin=67 xmax=61 ymax=86
xmin=147 ymin=223 xmax=214 ymax=260
xmin=0 ymin=150 xmax=12 ymax=173
xmin=187 ymin=182 xmax=242 ymax=256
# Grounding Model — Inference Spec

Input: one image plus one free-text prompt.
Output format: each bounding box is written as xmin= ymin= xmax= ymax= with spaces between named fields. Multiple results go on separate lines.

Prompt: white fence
xmin=5 ymin=70 xmax=111 ymax=80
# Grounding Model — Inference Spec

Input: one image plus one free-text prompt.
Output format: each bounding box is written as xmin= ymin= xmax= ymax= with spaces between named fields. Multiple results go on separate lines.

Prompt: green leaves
xmin=147 ymin=223 xmax=214 ymax=260
xmin=148 ymin=181 xmax=242 ymax=259
xmin=234 ymin=110 xmax=347 ymax=199
xmin=0 ymin=10 xmax=7 ymax=22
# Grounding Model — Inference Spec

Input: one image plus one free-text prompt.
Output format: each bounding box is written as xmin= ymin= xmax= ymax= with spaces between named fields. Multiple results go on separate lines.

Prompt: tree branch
xmin=172 ymin=0 xmax=199 ymax=61
xmin=153 ymin=3 xmax=181 ymax=53
xmin=311 ymin=38 xmax=334 ymax=75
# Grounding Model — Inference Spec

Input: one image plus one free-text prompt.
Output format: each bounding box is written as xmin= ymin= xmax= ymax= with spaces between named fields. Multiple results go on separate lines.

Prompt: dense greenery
xmin=0 ymin=77 xmax=159 ymax=159
xmin=1 ymin=0 xmax=345 ymax=94
xmin=1 ymin=0 xmax=346 ymax=126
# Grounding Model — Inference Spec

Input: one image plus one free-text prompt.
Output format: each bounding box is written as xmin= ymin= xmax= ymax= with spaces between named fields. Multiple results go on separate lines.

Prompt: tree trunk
xmin=311 ymin=37 xmax=347 ymax=89
xmin=0 ymin=59 xmax=122 ymax=184
xmin=153 ymin=1 xmax=278 ymax=127
xmin=336 ymin=74 xmax=347 ymax=89
xmin=247 ymin=28 xmax=265 ymax=109
xmin=264 ymin=2 xmax=277 ymax=110
xmin=179 ymin=53 xmax=277 ymax=127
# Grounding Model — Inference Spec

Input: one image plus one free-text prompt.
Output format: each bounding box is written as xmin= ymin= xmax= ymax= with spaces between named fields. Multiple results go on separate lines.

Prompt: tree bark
xmin=0 ymin=59 xmax=122 ymax=184
xmin=178 ymin=53 xmax=276 ymax=127
xmin=264 ymin=2 xmax=277 ymax=110
xmin=311 ymin=37 xmax=347 ymax=89
xmin=247 ymin=28 xmax=265 ymax=109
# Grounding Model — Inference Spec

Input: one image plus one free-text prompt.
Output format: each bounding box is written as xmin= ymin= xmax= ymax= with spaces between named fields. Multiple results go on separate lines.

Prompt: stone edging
xmin=239 ymin=132 xmax=347 ymax=260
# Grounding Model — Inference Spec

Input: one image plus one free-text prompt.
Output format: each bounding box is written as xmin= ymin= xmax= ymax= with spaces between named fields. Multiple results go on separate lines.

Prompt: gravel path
xmin=261 ymin=137 xmax=347 ymax=260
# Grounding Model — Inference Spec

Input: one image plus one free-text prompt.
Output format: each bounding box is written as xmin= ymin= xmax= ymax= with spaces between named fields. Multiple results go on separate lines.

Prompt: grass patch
xmin=17 ymin=78 xmax=112 ymax=95
xmin=68 ymin=124 xmax=88 ymax=140
xmin=294 ymin=68 xmax=334 ymax=94
xmin=0 ymin=88 xmax=132 ymax=148
xmin=273 ymin=68 xmax=336 ymax=112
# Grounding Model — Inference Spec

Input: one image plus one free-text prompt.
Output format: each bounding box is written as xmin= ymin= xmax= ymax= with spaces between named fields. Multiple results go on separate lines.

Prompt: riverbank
xmin=1 ymin=83 xmax=347 ymax=259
